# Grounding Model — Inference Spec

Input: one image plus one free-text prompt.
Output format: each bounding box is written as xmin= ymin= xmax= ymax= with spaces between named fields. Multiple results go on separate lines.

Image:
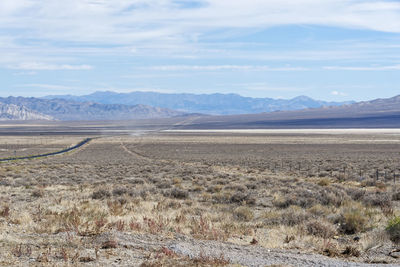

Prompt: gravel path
xmin=168 ymin=238 xmax=399 ymax=267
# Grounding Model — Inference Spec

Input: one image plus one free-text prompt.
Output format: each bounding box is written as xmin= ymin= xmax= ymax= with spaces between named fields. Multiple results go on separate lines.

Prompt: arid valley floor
xmin=1 ymin=127 xmax=400 ymax=266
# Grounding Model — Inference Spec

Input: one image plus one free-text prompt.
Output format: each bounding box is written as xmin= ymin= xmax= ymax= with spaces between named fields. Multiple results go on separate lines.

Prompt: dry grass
xmin=0 ymin=132 xmax=399 ymax=265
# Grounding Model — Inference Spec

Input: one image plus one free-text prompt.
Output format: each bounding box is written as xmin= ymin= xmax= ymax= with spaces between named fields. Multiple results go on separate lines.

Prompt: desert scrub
xmin=308 ymin=204 xmax=333 ymax=217
xmin=386 ymin=216 xmax=400 ymax=242
xmin=92 ymin=189 xmax=111 ymax=199
xmin=306 ymin=220 xmax=337 ymax=238
xmin=164 ymin=188 xmax=189 ymax=199
xmin=317 ymin=178 xmax=331 ymax=187
xmin=338 ymin=203 xmax=373 ymax=234
xmin=280 ymin=206 xmax=311 ymax=226
xmin=233 ymin=206 xmax=254 ymax=222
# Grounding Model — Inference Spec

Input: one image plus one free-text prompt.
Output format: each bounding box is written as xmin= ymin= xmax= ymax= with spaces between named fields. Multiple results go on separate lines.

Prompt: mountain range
xmin=1 ymin=92 xmax=399 ymax=128
xmin=0 ymin=97 xmax=183 ymax=121
xmin=43 ymin=91 xmax=354 ymax=115
xmin=175 ymin=94 xmax=400 ymax=129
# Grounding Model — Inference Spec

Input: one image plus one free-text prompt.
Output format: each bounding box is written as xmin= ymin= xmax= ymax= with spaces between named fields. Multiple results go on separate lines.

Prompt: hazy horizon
xmin=1 ymin=89 xmax=399 ymax=103
xmin=1 ymin=1 xmax=399 ymax=101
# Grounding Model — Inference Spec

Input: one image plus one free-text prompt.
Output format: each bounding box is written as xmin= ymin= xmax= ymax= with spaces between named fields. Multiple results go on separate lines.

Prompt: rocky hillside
xmin=0 ymin=97 xmax=184 ymax=121
xmin=0 ymin=102 xmax=53 ymax=121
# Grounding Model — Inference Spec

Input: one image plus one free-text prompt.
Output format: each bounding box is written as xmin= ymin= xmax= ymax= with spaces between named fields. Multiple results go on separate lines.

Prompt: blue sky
xmin=1 ymin=0 xmax=400 ymax=101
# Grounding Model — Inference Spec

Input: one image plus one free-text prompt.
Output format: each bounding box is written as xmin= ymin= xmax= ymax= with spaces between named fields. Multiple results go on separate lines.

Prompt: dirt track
xmin=0 ymin=138 xmax=92 ymax=162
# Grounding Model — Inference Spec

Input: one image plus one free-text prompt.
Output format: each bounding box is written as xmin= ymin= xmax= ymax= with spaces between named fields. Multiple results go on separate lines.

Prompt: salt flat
xmin=165 ymin=128 xmax=400 ymax=135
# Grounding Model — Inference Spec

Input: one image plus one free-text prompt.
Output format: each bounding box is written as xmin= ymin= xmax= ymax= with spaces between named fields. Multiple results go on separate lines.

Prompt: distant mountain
xmin=43 ymin=91 xmax=354 ymax=115
xmin=0 ymin=97 xmax=184 ymax=121
xmin=0 ymin=102 xmax=53 ymax=121
xmin=172 ymin=94 xmax=400 ymax=129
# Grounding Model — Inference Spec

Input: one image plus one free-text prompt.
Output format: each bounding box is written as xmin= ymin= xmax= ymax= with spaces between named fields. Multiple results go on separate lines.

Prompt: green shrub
xmin=386 ymin=216 xmax=400 ymax=242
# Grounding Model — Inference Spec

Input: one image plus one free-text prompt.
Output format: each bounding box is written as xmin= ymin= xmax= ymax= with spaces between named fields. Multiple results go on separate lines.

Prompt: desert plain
xmin=1 ymin=124 xmax=400 ymax=266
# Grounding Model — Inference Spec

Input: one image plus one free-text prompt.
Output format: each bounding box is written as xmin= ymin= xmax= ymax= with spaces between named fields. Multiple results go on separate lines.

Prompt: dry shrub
xmin=273 ymin=186 xmax=348 ymax=209
xmin=246 ymin=183 xmax=257 ymax=190
xmin=31 ymin=189 xmax=44 ymax=198
xmin=107 ymin=200 xmax=125 ymax=216
xmin=322 ymin=240 xmax=340 ymax=257
xmin=12 ymin=244 xmax=32 ymax=258
xmin=143 ymin=216 xmax=170 ymax=234
xmin=281 ymin=206 xmax=311 ymax=226
xmin=61 ymin=208 xmax=82 ymax=233
xmin=306 ymin=220 xmax=337 ymax=238
xmin=228 ymin=192 xmax=246 ymax=203
xmin=224 ymin=184 xmax=247 ymax=192
xmin=191 ymin=185 xmax=204 ymax=192
xmin=191 ymin=216 xmax=226 ymax=241
xmin=233 ymin=206 xmax=254 ymax=222
xmin=192 ymin=251 xmax=229 ymax=266
xmin=308 ymin=204 xmax=332 ymax=217
xmin=263 ymin=211 xmax=282 ymax=226
xmin=361 ymin=179 xmax=386 ymax=190
xmin=79 ymin=256 xmax=95 ymax=262
xmin=317 ymin=178 xmax=331 ymax=187
xmin=171 ymin=188 xmax=189 ymax=199
xmin=92 ymin=189 xmax=111 ymax=199
xmin=165 ymin=188 xmax=189 ymax=199
xmin=346 ymin=188 xmax=365 ymax=201
xmin=212 ymin=192 xmax=231 ymax=204
xmin=207 ymin=185 xmax=223 ymax=193
xmin=272 ymin=189 xmax=316 ymax=209
xmin=56 ymin=204 xmax=108 ymax=235
xmin=157 ymin=181 xmax=172 ymax=189
xmin=338 ymin=204 xmax=371 ymax=234
xmin=140 ymin=249 xmax=229 ymax=267
xmin=154 ymin=200 xmax=182 ymax=211
xmin=318 ymin=186 xmax=349 ymax=207
xmin=392 ymin=191 xmax=400 ymax=201
xmin=342 ymin=246 xmax=360 ymax=257
xmin=126 ymin=216 xmax=140 ymax=229
xmin=362 ymin=191 xmax=392 ymax=208
xmin=112 ymin=187 xmax=128 ymax=196
xmin=130 ymin=178 xmax=145 ymax=184
xmin=101 ymin=240 xmax=118 ymax=249
xmin=0 ymin=206 xmax=10 ymax=217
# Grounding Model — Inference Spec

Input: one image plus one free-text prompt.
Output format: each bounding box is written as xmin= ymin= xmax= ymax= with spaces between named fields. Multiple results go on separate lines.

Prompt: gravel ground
xmin=168 ymin=238 xmax=400 ymax=267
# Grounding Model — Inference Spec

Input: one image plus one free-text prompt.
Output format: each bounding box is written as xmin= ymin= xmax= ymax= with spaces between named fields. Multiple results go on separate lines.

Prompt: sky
xmin=1 ymin=0 xmax=400 ymax=101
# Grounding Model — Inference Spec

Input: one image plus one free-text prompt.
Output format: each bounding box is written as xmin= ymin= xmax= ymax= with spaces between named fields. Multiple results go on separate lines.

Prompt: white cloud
xmin=148 ymin=65 xmax=309 ymax=71
xmin=1 ymin=0 xmax=400 ymax=47
xmin=106 ymin=87 xmax=176 ymax=94
xmin=0 ymin=1 xmax=399 ymax=74
xmin=244 ymin=84 xmax=305 ymax=92
xmin=9 ymin=62 xmax=93 ymax=70
xmin=14 ymin=83 xmax=73 ymax=90
xmin=331 ymin=90 xmax=348 ymax=96
xmin=324 ymin=65 xmax=400 ymax=71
